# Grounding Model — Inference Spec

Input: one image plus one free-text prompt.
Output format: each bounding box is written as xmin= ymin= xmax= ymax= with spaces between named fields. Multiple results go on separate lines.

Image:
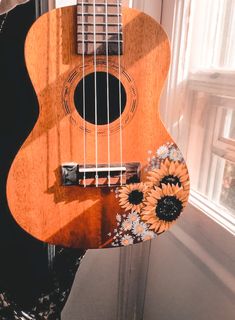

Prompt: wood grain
xmin=7 ymin=6 xmax=175 ymax=248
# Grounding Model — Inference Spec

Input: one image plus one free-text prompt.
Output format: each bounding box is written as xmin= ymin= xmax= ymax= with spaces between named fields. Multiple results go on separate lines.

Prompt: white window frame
xmin=160 ymin=0 xmax=235 ymax=235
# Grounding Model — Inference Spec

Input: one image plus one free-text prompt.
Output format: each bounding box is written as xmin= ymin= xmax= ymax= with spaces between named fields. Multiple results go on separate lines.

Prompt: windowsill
xmin=189 ymin=190 xmax=235 ymax=236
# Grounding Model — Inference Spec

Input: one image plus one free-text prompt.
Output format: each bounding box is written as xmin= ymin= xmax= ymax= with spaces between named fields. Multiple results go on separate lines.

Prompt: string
xmin=105 ymin=0 xmax=111 ymax=186
xmin=81 ymin=0 xmax=86 ymax=187
xmin=93 ymin=0 xmax=98 ymax=187
xmin=117 ymin=0 xmax=123 ymax=185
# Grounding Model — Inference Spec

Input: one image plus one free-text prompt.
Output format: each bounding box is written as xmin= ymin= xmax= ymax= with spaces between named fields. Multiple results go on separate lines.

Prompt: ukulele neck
xmin=76 ymin=0 xmax=123 ymax=55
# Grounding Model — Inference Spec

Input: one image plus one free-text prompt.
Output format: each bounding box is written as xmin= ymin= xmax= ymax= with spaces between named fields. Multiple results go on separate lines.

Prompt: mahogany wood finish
xmin=7 ymin=5 xmax=173 ymax=248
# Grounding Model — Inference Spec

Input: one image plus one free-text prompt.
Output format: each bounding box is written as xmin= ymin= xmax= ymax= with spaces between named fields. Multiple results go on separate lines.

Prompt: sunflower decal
xmin=148 ymin=158 xmax=190 ymax=191
xmin=141 ymin=184 xmax=188 ymax=233
xmin=107 ymin=143 xmax=190 ymax=247
xmin=118 ymin=182 xmax=148 ymax=213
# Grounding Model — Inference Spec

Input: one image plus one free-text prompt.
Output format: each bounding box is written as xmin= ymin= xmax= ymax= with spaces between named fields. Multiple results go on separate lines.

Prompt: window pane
xmin=220 ymin=160 xmax=235 ymax=216
xmin=223 ymin=109 xmax=235 ymax=141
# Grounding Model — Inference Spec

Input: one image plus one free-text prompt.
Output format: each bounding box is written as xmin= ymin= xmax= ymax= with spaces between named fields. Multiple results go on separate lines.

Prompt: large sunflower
xmin=141 ymin=184 xmax=188 ymax=233
xmin=148 ymin=158 xmax=190 ymax=191
xmin=118 ymin=182 xmax=149 ymax=213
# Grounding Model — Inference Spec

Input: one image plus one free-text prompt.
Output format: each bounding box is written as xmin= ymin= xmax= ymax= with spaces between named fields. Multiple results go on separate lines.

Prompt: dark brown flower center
xmin=128 ymin=190 xmax=144 ymax=205
xmin=160 ymin=175 xmax=181 ymax=187
xmin=156 ymin=196 xmax=183 ymax=222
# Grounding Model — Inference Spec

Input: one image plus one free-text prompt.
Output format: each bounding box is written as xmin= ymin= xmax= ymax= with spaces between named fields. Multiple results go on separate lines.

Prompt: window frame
xmin=160 ymin=0 xmax=235 ymax=235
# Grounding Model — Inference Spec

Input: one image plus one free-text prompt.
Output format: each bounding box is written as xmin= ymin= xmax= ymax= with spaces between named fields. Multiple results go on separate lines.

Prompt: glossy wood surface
xmin=7 ymin=6 xmax=173 ymax=248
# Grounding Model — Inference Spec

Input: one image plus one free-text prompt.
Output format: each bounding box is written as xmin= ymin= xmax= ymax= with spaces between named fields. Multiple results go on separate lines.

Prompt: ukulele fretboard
xmin=77 ymin=0 xmax=123 ymax=55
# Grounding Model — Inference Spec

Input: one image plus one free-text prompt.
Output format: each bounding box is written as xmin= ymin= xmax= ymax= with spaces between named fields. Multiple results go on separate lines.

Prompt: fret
xmin=77 ymin=34 xmax=122 ymax=42
xmin=77 ymin=22 xmax=122 ymax=26
xmin=77 ymin=13 xmax=122 ymax=17
xmin=78 ymin=25 xmax=120 ymax=33
xmin=77 ymin=17 xmax=121 ymax=24
xmin=77 ymin=3 xmax=120 ymax=14
xmin=78 ymin=40 xmax=123 ymax=43
xmin=77 ymin=2 xmax=121 ymax=6
xmin=77 ymin=43 xmax=123 ymax=55
xmin=77 ymin=31 xmax=122 ymax=35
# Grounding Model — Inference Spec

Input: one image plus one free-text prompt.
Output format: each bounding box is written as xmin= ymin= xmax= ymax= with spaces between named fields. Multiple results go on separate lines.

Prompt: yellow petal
xmin=169 ymin=162 xmax=176 ymax=175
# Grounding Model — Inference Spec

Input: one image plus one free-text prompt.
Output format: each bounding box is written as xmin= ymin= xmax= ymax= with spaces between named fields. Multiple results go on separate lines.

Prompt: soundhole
xmin=74 ymin=72 xmax=126 ymax=125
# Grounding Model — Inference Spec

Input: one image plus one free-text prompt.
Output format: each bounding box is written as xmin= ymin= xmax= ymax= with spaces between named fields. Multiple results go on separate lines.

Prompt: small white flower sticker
xmin=122 ymin=219 xmax=132 ymax=231
xmin=169 ymin=147 xmax=183 ymax=161
xmin=156 ymin=145 xmax=169 ymax=159
xmin=132 ymin=221 xmax=147 ymax=236
xmin=121 ymin=235 xmax=134 ymax=246
xmin=141 ymin=231 xmax=157 ymax=241
xmin=127 ymin=211 xmax=139 ymax=223
xmin=116 ymin=213 xmax=122 ymax=222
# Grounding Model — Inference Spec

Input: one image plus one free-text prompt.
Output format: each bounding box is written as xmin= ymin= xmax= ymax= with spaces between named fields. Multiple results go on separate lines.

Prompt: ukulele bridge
xmin=61 ymin=162 xmax=140 ymax=187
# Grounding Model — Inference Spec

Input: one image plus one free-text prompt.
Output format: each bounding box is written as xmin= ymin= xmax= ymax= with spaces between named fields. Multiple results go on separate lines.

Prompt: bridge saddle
xmin=61 ymin=162 xmax=140 ymax=187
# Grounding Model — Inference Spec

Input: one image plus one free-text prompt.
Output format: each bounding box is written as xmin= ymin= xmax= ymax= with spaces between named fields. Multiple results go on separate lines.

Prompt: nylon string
xmin=93 ymin=0 xmax=98 ymax=187
xmin=105 ymin=0 xmax=111 ymax=186
xmin=117 ymin=0 xmax=123 ymax=185
xmin=81 ymin=0 xmax=87 ymax=187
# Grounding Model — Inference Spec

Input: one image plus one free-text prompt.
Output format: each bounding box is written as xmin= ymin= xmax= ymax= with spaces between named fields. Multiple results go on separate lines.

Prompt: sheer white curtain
xmin=133 ymin=0 xmax=235 ymax=233
xmin=158 ymin=0 xmax=235 ymax=234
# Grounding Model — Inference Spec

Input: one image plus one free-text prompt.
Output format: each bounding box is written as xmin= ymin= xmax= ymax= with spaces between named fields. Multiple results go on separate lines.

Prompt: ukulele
xmin=7 ymin=0 xmax=190 ymax=249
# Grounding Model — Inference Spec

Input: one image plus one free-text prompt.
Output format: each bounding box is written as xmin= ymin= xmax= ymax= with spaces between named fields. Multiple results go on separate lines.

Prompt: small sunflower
xmin=148 ymin=158 xmax=190 ymax=191
xmin=118 ymin=182 xmax=149 ymax=213
xmin=141 ymin=184 xmax=188 ymax=233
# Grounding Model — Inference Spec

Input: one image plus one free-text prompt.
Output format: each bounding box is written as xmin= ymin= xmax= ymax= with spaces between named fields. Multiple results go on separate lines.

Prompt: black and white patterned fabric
xmin=0 ymin=2 xmax=87 ymax=319
xmin=0 ymin=247 xmax=86 ymax=320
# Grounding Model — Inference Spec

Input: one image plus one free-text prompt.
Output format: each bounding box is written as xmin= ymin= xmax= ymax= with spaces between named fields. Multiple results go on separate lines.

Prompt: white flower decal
xmin=116 ymin=213 xmax=122 ymax=222
xmin=122 ymin=219 xmax=132 ymax=231
xmin=141 ymin=231 xmax=157 ymax=241
xmin=109 ymin=212 xmax=156 ymax=247
xmin=121 ymin=235 xmax=134 ymax=246
xmin=156 ymin=145 xmax=169 ymax=159
xmin=127 ymin=212 xmax=139 ymax=222
xmin=132 ymin=221 xmax=147 ymax=236
xmin=169 ymin=147 xmax=183 ymax=161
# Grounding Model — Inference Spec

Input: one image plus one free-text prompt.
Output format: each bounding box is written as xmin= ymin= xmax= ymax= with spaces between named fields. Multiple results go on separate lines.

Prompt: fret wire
xmin=77 ymin=23 xmax=122 ymax=26
xmin=77 ymin=31 xmax=122 ymax=35
xmin=77 ymin=40 xmax=123 ymax=43
xmin=77 ymin=3 xmax=121 ymax=6
xmin=77 ymin=13 xmax=122 ymax=16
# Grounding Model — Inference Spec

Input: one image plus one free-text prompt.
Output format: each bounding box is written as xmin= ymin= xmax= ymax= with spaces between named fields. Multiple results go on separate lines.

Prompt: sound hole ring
xmin=62 ymin=60 xmax=137 ymax=135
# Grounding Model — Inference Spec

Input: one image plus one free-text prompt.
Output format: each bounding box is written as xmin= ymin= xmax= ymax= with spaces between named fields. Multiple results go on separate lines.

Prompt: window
xmin=161 ymin=0 xmax=235 ymax=234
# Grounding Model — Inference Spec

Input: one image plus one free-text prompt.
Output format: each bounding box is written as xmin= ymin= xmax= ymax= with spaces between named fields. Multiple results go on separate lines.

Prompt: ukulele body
xmin=7 ymin=6 xmax=190 ymax=248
